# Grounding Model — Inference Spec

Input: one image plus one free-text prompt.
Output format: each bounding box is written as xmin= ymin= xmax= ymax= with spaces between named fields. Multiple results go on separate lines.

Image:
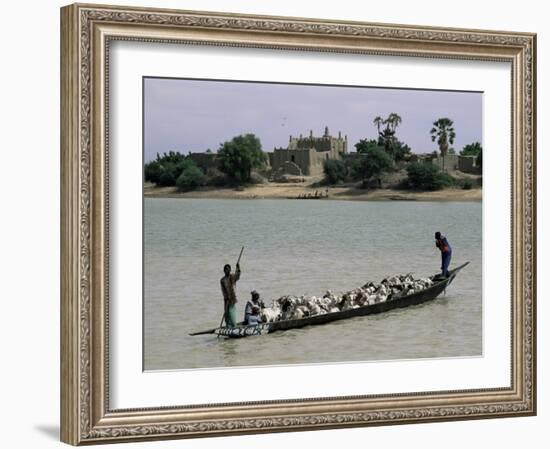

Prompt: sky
xmin=143 ymin=77 xmax=482 ymax=162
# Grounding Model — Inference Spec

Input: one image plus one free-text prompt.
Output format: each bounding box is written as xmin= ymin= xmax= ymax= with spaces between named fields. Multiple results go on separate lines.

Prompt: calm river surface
xmin=144 ymin=198 xmax=482 ymax=370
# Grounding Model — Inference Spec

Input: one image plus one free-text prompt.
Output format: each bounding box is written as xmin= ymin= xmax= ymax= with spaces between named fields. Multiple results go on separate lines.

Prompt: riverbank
xmin=144 ymin=182 xmax=482 ymax=201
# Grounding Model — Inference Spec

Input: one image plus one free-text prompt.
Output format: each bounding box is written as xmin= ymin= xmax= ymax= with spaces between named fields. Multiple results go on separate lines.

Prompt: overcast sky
xmin=143 ymin=77 xmax=482 ymax=162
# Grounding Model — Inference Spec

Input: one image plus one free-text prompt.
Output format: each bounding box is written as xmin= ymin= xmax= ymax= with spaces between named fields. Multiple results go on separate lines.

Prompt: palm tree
xmin=372 ymin=113 xmax=403 ymax=160
xmin=373 ymin=116 xmax=384 ymax=135
xmin=430 ymin=118 xmax=456 ymax=157
xmin=386 ymin=113 xmax=402 ymax=132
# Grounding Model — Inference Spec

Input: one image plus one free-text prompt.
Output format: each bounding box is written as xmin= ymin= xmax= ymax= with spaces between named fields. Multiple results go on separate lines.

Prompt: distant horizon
xmin=144 ymin=77 xmax=482 ymax=163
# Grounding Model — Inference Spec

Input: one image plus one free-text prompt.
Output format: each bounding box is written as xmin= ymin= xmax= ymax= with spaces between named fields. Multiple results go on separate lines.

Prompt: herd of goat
xmin=259 ymin=273 xmax=435 ymax=323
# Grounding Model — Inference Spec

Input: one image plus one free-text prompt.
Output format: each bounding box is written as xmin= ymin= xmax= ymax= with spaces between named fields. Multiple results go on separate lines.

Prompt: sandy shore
xmin=144 ymin=182 xmax=482 ymax=201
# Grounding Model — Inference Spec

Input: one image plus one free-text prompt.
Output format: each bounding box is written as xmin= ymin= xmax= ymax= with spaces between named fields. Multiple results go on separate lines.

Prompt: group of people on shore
xmin=219 ymin=231 xmax=452 ymax=328
xmin=296 ymin=189 xmax=329 ymax=199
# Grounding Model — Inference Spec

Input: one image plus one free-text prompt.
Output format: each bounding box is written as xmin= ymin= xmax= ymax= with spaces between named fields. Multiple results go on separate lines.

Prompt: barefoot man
xmin=435 ymin=231 xmax=452 ymax=277
xmin=220 ymin=263 xmax=241 ymax=327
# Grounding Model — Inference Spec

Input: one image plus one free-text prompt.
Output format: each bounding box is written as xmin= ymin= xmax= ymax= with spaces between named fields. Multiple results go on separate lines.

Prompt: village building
xmin=412 ymin=152 xmax=482 ymax=175
xmin=187 ymin=151 xmax=218 ymax=172
xmin=268 ymin=126 xmax=348 ymax=176
xmin=457 ymin=154 xmax=482 ymax=174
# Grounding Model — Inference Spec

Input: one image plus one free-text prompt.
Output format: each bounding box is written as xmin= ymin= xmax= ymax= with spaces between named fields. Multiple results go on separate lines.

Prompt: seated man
xmin=244 ymin=290 xmax=265 ymax=325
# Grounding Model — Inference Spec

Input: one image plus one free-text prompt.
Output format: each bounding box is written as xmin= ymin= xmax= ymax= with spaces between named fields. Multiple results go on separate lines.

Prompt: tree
xmin=158 ymin=169 xmax=177 ymax=187
xmin=155 ymin=150 xmax=187 ymax=165
xmin=406 ymin=162 xmax=454 ymax=191
xmin=323 ymin=159 xmax=347 ymax=184
xmin=144 ymin=160 xmax=163 ymax=184
xmin=373 ymin=116 xmax=384 ymax=135
xmin=144 ymin=152 xmax=210 ymax=187
xmin=144 ymin=151 xmax=189 ymax=186
xmin=460 ymin=142 xmax=482 ymax=157
xmin=176 ymin=163 xmax=206 ymax=191
xmin=217 ymin=134 xmax=266 ymax=183
xmin=386 ymin=113 xmax=402 ymax=132
xmin=476 ymin=148 xmax=482 ymax=169
xmin=352 ymin=146 xmax=393 ymax=188
xmin=377 ymin=127 xmax=398 ymax=159
xmin=355 ymin=139 xmax=381 ymax=154
xmin=371 ymin=113 xmax=404 ymax=160
xmin=430 ymin=118 xmax=456 ymax=157
xmin=393 ymin=141 xmax=412 ymax=161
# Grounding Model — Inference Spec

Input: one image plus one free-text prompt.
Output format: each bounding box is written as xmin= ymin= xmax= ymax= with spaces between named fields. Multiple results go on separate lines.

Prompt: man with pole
xmin=435 ymin=231 xmax=452 ymax=277
xmin=219 ymin=247 xmax=244 ymax=328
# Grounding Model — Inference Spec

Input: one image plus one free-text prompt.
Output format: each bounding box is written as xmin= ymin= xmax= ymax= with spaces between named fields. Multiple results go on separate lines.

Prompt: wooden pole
xmin=236 ymin=246 xmax=245 ymax=266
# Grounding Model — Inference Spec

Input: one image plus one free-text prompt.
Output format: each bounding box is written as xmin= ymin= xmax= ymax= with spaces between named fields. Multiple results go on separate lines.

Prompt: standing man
xmin=220 ymin=263 xmax=241 ymax=327
xmin=435 ymin=231 xmax=452 ymax=277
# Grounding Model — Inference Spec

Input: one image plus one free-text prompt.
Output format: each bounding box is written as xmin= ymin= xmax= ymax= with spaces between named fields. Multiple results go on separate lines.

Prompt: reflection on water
xmin=144 ymin=198 xmax=482 ymax=370
xmin=220 ymin=339 xmax=239 ymax=363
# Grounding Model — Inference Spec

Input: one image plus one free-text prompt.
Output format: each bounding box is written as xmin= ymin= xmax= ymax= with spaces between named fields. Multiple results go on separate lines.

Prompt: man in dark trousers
xmin=220 ymin=263 xmax=241 ymax=327
xmin=435 ymin=231 xmax=452 ymax=277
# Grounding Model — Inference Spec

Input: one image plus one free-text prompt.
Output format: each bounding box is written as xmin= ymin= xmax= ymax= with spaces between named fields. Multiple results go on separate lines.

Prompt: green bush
xmin=354 ymin=139 xmax=380 ymax=154
xmin=158 ymin=170 xmax=177 ymax=187
xmin=154 ymin=151 xmax=187 ymax=165
xmin=176 ymin=165 xmax=206 ymax=191
xmin=394 ymin=141 xmax=412 ymax=161
xmin=144 ymin=161 xmax=163 ymax=184
xmin=406 ymin=162 xmax=454 ymax=191
xmin=462 ymin=180 xmax=473 ymax=190
xmin=145 ymin=153 xmax=208 ymax=188
xmin=460 ymin=142 xmax=482 ymax=157
xmin=147 ymin=151 xmax=187 ymax=185
xmin=165 ymin=162 xmax=182 ymax=182
xmin=351 ymin=146 xmax=393 ymax=188
xmin=144 ymin=152 xmax=195 ymax=185
xmin=323 ymin=159 xmax=347 ymax=184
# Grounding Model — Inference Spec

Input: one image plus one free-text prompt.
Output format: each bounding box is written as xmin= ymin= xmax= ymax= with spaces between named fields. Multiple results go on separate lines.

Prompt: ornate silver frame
xmin=60 ymin=3 xmax=536 ymax=445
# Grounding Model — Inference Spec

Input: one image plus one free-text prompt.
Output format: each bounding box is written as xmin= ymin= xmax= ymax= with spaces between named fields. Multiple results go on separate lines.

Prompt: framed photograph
xmin=60 ymin=3 xmax=536 ymax=445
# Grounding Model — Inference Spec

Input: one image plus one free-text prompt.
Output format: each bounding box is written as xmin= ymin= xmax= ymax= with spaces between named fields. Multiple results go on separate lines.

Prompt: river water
xmin=144 ymin=198 xmax=482 ymax=370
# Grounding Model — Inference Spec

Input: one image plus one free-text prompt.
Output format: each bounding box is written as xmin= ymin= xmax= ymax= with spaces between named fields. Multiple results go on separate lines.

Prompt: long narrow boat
xmin=190 ymin=262 xmax=469 ymax=338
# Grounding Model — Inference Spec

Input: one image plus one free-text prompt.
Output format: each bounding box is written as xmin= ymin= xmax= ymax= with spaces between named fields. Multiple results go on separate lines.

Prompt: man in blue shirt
xmin=435 ymin=231 xmax=452 ymax=277
xmin=244 ymin=290 xmax=265 ymax=325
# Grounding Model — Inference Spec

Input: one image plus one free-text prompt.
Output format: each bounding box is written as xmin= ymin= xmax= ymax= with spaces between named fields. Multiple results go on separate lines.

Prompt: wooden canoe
xmin=190 ymin=262 xmax=469 ymax=338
